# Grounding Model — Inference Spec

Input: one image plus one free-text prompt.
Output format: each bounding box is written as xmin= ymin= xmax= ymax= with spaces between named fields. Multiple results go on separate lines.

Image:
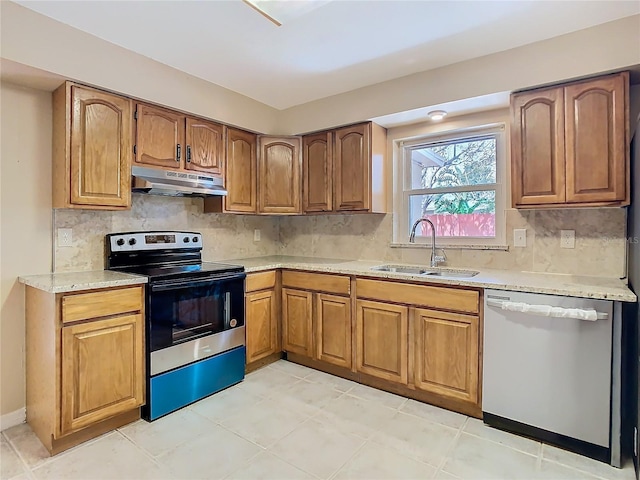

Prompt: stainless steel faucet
xmin=409 ymin=218 xmax=445 ymax=267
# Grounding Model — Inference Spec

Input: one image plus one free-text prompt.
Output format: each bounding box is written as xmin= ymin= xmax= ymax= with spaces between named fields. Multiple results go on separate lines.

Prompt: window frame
xmin=394 ymin=123 xmax=507 ymax=248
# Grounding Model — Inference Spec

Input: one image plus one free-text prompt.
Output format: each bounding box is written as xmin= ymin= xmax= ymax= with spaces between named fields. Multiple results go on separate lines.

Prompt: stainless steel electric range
xmin=106 ymin=231 xmax=246 ymax=421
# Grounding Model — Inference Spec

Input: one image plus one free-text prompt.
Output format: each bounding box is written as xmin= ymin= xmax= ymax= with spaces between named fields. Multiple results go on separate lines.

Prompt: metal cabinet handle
xmin=187 ymin=145 xmax=192 ymax=163
xmin=176 ymin=144 xmax=181 ymax=162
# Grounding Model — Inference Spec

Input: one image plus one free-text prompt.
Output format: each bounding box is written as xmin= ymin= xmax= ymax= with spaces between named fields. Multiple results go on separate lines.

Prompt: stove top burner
xmin=116 ymin=262 xmax=244 ymax=281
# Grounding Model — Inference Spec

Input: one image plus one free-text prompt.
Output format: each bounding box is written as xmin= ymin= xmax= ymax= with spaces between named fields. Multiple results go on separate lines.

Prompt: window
xmin=396 ymin=125 xmax=506 ymax=247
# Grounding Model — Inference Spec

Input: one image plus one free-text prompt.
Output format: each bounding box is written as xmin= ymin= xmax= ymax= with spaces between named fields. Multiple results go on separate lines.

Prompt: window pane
xmin=408 ymin=137 xmax=496 ymax=189
xmin=408 ymin=191 xmax=496 ymax=238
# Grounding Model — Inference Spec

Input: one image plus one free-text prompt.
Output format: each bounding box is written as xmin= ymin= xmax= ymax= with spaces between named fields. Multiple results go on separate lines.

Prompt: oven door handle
xmin=150 ymin=272 xmax=246 ymax=292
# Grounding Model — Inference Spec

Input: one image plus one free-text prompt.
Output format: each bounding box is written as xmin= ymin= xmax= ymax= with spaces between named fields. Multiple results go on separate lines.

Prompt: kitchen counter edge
xmin=19 ymin=270 xmax=148 ymax=294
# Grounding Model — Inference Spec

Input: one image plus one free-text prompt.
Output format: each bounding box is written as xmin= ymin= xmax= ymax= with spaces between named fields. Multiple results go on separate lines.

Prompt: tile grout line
xmin=432 ymin=415 xmax=468 ymax=478
xmin=2 ymin=431 xmax=32 ymax=479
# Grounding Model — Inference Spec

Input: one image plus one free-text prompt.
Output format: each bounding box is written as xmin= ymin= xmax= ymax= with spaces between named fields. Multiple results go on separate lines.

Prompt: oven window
xmin=148 ymin=277 xmax=244 ymax=351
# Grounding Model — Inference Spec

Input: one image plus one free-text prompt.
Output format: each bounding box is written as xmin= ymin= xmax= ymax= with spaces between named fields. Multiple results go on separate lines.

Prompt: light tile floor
xmin=1 ymin=360 xmax=637 ymax=480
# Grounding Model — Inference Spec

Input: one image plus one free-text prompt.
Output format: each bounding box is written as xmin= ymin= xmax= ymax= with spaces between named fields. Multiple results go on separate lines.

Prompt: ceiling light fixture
xmin=427 ymin=110 xmax=448 ymax=121
xmin=243 ymin=0 xmax=331 ymax=27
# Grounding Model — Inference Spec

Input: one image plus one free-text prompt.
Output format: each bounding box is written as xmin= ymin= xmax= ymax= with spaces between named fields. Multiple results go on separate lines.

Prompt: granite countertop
xmin=19 ymin=270 xmax=148 ymax=294
xmin=222 ymin=255 xmax=637 ymax=302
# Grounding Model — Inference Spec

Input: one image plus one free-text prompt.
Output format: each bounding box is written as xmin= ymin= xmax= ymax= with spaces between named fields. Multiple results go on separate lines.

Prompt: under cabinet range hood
xmin=131 ymin=166 xmax=227 ymax=197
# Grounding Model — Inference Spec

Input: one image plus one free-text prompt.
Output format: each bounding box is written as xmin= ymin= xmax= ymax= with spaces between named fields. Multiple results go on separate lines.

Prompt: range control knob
xmin=128 ymin=238 xmax=137 ymax=246
xmin=116 ymin=238 xmax=125 ymax=246
xmin=183 ymin=237 xmax=190 ymax=243
xmin=192 ymin=236 xmax=199 ymax=243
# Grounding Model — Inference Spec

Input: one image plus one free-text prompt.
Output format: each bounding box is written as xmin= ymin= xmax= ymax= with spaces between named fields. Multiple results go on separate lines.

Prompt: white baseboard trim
xmin=1 ymin=408 xmax=26 ymax=431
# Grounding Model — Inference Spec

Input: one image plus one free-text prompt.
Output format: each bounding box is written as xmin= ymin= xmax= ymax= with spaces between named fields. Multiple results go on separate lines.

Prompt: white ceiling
xmin=14 ymin=0 xmax=640 ymax=110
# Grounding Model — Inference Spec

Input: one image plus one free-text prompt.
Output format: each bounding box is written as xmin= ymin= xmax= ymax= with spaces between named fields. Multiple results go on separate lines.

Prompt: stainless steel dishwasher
xmin=483 ymin=289 xmax=622 ymax=466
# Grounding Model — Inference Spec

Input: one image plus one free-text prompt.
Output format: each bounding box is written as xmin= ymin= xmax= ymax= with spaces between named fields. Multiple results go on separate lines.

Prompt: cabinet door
xmin=511 ymin=88 xmax=566 ymax=206
xmin=69 ymin=85 xmax=132 ymax=208
xmin=565 ymin=74 xmax=627 ymax=204
xmin=334 ymin=124 xmax=370 ymax=211
xmin=61 ymin=314 xmax=144 ymax=434
xmin=356 ymin=300 xmax=408 ymax=384
xmin=135 ymin=103 xmax=185 ymax=169
xmin=258 ymin=137 xmax=301 ymax=214
xmin=413 ymin=308 xmax=479 ymax=404
xmin=225 ymin=128 xmax=257 ymax=213
xmin=303 ymin=132 xmax=333 ymax=212
xmin=245 ymin=289 xmax=278 ymax=364
xmin=185 ymin=117 xmax=224 ymax=176
xmin=316 ymin=294 xmax=351 ymax=369
xmin=282 ymin=288 xmax=313 ymax=357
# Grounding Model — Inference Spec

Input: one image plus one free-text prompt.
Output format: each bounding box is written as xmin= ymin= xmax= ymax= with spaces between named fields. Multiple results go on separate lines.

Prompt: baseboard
xmin=1 ymin=408 xmax=26 ymax=431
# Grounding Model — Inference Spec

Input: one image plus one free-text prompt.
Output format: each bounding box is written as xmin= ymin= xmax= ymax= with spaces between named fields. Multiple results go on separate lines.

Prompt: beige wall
xmin=0 ymin=1 xmax=279 ymax=134
xmin=0 ymin=83 xmax=53 ymax=419
xmin=279 ymin=15 xmax=640 ymax=134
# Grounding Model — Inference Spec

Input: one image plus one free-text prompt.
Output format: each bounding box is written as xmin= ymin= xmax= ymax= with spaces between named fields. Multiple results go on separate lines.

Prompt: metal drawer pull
xmin=486 ymin=299 xmax=607 ymax=321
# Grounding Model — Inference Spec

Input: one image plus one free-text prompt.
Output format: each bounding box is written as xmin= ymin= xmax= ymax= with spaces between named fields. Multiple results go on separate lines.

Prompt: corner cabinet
xmin=511 ymin=71 xmax=629 ymax=208
xmin=258 ymin=136 xmax=302 ymax=214
xmin=223 ymin=128 xmax=258 ymax=213
xmin=302 ymin=122 xmax=387 ymax=214
xmin=53 ymin=82 xmax=132 ymax=210
xmin=26 ymin=285 xmax=145 ymax=455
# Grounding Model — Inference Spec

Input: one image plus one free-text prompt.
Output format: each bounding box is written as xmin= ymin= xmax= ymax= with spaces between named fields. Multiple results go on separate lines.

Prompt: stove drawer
xmin=62 ymin=286 xmax=143 ymax=323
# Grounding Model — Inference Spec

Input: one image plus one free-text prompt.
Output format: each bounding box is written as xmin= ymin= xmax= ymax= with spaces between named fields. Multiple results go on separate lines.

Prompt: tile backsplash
xmin=278 ymin=208 xmax=628 ymax=278
xmin=53 ymin=195 xmax=280 ymax=272
xmin=54 ymin=196 xmax=627 ymax=279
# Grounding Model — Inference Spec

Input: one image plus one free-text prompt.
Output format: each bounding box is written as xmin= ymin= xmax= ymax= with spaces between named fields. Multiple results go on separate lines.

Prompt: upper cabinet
xmin=511 ymin=71 xmax=629 ymax=208
xmin=53 ymin=82 xmax=132 ymax=210
xmin=258 ymin=136 xmax=302 ymax=214
xmin=303 ymin=122 xmax=387 ymax=214
xmin=303 ymin=132 xmax=333 ymax=212
xmin=224 ymin=127 xmax=258 ymax=213
xmin=134 ymin=103 xmax=225 ymax=177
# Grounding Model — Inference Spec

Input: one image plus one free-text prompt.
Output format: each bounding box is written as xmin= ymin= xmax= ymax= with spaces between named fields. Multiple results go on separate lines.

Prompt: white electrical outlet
xmin=513 ymin=229 xmax=527 ymax=247
xmin=560 ymin=230 xmax=575 ymax=249
xmin=57 ymin=228 xmax=73 ymax=247
xmin=253 ymin=229 xmax=261 ymax=242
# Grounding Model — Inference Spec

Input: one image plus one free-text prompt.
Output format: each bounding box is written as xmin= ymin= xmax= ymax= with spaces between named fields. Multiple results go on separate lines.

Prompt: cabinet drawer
xmin=245 ymin=271 xmax=276 ymax=292
xmin=356 ymin=279 xmax=478 ymax=314
xmin=62 ymin=287 xmax=143 ymax=323
xmin=282 ymin=270 xmax=350 ymax=295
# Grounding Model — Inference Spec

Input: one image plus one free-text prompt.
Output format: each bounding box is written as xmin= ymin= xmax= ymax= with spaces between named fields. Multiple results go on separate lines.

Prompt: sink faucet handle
xmin=432 ymin=248 xmax=447 ymax=266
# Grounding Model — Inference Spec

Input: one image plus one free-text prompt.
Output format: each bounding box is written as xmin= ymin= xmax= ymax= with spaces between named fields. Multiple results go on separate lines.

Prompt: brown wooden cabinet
xmin=302 ymin=122 xmax=387 ymax=214
xmin=356 ymin=299 xmax=408 ymax=384
xmin=303 ymin=132 xmax=333 ymax=212
xmin=224 ymin=128 xmax=258 ymax=213
xmin=315 ymin=294 xmax=352 ymax=369
xmin=412 ymin=308 xmax=479 ymax=404
xmin=258 ymin=136 xmax=302 ymax=214
xmin=26 ymin=285 xmax=144 ymax=455
xmin=511 ymin=71 xmax=629 ymax=208
xmin=282 ymin=288 xmax=313 ymax=357
xmin=53 ymin=82 xmax=132 ymax=210
xmin=135 ymin=103 xmax=225 ymax=177
xmin=245 ymin=271 xmax=279 ymax=366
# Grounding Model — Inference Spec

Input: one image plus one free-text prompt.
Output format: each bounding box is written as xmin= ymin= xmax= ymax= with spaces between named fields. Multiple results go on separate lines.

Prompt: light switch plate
xmin=560 ymin=230 xmax=575 ymax=249
xmin=513 ymin=229 xmax=527 ymax=247
xmin=253 ymin=229 xmax=261 ymax=242
xmin=57 ymin=228 xmax=73 ymax=247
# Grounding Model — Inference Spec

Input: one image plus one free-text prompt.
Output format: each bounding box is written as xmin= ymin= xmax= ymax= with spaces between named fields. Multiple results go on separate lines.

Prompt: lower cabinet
xmin=245 ymin=289 xmax=278 ymax=364
xmin=356 ymin=300 xmax=408 ymax=384
xmin=282 ymin=288 xmax=314 ymax=357
xmin=61 ymin=313 xmax=144 ymax=434
xmin=315 ymin=294 xmax=351 ymax=369
xmin=25 ymin=285 xmax=145 ymax=455
xmin=412 ymin=308 xmax=479 ymax=404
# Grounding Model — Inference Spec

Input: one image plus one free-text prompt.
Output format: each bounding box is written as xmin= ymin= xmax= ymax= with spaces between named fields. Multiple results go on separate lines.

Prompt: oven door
xmin=148 ymin=272 xmax=245 ymax=352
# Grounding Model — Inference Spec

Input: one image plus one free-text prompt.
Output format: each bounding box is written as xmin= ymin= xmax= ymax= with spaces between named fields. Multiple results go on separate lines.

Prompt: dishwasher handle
xmin=486 ymin=298 xmax=607 ymax=321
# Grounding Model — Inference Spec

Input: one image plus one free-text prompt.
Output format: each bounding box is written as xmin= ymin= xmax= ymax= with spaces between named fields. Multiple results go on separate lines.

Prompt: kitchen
xmin=1 ymin=1 xmax=640 ymax=479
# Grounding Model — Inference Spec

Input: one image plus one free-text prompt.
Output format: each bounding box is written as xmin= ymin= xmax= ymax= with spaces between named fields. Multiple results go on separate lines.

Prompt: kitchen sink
xmin=371 ymin=265 xmax=479 ymax=278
